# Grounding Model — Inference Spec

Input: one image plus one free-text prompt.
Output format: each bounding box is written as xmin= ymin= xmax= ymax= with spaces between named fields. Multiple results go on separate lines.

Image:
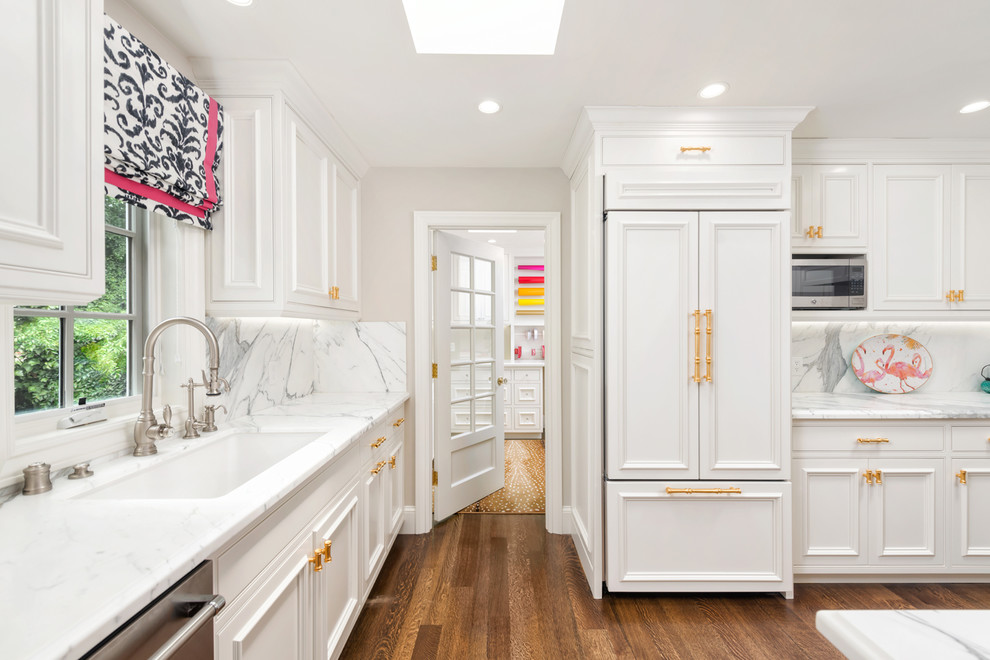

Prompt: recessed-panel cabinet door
xmin=699 ymin=212 xmax=789 ymax=479
xmin=951 ymin=165 xmax=990 ymax=310
xmin=791 ymin=164 xmax=868 ymax=250
xmin=330 ymin=161 xmax=360 ymax=312
xmin=388 ymin=440 xmax=405 ymax=537
xmin=950 ymin=459 xmax=990 ymax=568
xmin=793 ymin=459 xmax=869 ymax=567
xmin=216 ymin=538 xmax=314 ymax=660
xmin=361 ymin=463 xmax=387 ymax=593
xmin=869 ymin=458 xmax=943 ymax=566
xmin=605 ymin=211 xmax=698 ymax=479
xmin=313 ymin=485 xmax=360 ymax=660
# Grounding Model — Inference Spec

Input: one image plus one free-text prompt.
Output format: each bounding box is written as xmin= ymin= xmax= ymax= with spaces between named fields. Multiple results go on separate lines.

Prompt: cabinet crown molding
xmin=793 ymin=138 xmax=990 ymax=163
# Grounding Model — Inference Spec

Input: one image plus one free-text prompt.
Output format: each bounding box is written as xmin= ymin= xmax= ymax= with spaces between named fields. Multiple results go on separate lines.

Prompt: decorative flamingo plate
xmin=851 ymin=334 xmax=933 ymax=394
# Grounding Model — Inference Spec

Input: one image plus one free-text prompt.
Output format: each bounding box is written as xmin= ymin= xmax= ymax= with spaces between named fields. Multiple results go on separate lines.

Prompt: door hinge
xmin=431 ymin=255 xmax=437 ymax=271
xmin=432 ymin=363 xmax=438 ymax=378
xmin=432 ymin=469 xmax=438 ymax=485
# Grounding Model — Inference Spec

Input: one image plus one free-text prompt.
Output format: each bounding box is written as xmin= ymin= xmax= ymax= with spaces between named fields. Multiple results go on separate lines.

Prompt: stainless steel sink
xmin=79 ymin=432 xmax=322 ymax=500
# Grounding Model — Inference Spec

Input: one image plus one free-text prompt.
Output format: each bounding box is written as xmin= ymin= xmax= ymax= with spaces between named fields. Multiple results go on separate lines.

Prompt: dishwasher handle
xmin=147 ymin=594 xmax=225 ymax=660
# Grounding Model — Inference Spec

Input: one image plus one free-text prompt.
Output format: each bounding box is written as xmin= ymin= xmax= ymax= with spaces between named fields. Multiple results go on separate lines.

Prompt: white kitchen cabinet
xmin=791 ymin=164 xmax=868 ymax=251
xmin=950 ymin=458 xmax=990 ymax=568
xmin=605 ymin=211 xmax=790 ymax=481
xmin=950 ymin=165 xmax=990 ymax=310
xmin=201 ymin=65 xmax=364 ymax=319
xmin=313 ymin=485 xmax=361 ymax=660
xmin=606 ymin=480 xmax=792 ymax=595
xmin=503 ymin=365 xmax=544 ymax=437
xmin=0 ymin=0 xmax=104 ymax=305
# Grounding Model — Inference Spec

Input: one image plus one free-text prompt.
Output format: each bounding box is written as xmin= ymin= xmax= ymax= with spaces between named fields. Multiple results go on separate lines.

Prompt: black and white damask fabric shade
xmin=103 ymin=15 xmax=223 ymax=229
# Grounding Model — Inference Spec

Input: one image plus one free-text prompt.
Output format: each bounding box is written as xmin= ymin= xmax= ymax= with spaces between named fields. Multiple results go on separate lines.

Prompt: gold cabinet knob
xmin=309 ymin=550 xmax=324 ymax=572
xmin=389 ymin=454 xmax=397 ymax=470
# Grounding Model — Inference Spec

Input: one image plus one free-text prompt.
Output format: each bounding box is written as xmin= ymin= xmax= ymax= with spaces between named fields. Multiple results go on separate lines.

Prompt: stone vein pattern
xmin=208 ymin=318 xmax=406 ymax=420
xmin=793 ymin=322 xmax=990 ymax=394
xmin=816 ymin=609 xmax=990 ymax=659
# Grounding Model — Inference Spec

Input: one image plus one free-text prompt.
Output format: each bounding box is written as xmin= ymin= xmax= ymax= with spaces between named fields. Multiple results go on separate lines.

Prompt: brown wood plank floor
xmin=340 ymin=515 xmax=990 ymax=659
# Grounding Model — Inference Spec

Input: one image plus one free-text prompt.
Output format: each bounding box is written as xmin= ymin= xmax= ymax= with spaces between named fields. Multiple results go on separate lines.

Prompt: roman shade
xmin=103 ymin=15 xmax=223 ymax=229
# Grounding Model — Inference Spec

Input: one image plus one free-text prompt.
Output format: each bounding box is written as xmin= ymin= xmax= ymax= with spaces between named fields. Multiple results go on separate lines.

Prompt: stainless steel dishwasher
xmin=81 ymin=561 xmax=225 ymax=660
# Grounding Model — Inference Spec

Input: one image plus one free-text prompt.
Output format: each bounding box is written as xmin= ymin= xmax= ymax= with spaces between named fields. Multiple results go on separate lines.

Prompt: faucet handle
xmin=159 ymin=404 xmax=175 ymax=438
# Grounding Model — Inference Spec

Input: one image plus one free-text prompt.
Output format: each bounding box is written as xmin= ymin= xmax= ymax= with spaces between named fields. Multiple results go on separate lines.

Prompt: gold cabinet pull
xmin=370 ymin=436 xmax=386 ymax=449
xmin=864 ymin=470 xmax=874 ymax=485
xmin=389 ymin=454 xmax=397 ymax=470
xmin=371 ymin=460 xmax=386 ymax=475
xmin=679 ymin=146 xmax=711 ymax=153
xmin=805 ymin=225 xmax=815 ymax=238
xmin=959 ymin=289 xmax=965 ymax=302
xmin=703 ymin=309 xmax=712 ymax=383
xmin=692 ymin=310 xmax=701 ymax=383
xmin=815 ymin=225 xmax=824 ymax=238
xmin=957 ymin=470 xmax=967 ymax=484
xmin=946 ymin=290 xmax=958 ymax=302
xmin=393 ymin=417 xmax=405 ymax=427
xmin=874 ymin=469 xmax=883 ymax=485
xmin=857 ymin=437 xmax=890 ymax=444
xmin=323 ymin=539 xmax=332 ymax=562
xmin=309 ymin=550 xmax=324 ymax=572
xmin=665 ymin=487 xmax=741 ymax=495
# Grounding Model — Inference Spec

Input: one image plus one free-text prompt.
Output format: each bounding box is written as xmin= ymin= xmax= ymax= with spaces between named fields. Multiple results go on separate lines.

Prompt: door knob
xmin=497 ymin=377 xmax=509 ymax=386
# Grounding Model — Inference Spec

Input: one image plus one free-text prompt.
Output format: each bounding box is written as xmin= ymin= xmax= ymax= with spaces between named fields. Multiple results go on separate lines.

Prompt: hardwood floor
xmin=340 ymin=515 xmax=990 ymax=659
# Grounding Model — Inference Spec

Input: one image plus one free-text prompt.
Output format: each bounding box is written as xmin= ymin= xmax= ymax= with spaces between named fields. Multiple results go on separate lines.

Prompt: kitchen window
xmin=12 ymin=198 xmax=146 ymax=414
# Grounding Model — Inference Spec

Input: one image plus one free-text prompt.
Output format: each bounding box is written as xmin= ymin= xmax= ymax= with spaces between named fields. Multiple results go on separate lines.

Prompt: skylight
xmin=401 ymin=0 xmax=565 ymax=55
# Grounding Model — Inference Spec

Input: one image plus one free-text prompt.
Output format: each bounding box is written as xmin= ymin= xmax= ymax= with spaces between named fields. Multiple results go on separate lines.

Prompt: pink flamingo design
xmin=883 ymin=351 xmax=929 ymax=392
xmin=852 ymin=346 xmax=886 ymax=387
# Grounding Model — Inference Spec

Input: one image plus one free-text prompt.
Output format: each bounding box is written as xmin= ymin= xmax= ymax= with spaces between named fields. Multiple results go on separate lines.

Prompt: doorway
xmin=412 ymin=212 xmax=562 ymax=534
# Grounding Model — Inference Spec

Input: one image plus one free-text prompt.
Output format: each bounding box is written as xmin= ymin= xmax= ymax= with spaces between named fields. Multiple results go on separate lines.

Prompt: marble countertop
xmin=817 ymin=609 xmax=990 ymax=659
xmin=0 ymin=391 xmax=408 ymax=660
xmin=793 ymin=391 xmax=990 ymax=419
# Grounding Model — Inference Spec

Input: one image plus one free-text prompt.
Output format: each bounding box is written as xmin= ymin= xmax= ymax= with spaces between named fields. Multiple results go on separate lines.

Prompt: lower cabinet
xmin=214 ymin=405 xmax=406 ymax=660
xmin=605 ymin=480 xmax=792 ymax=595
xmin=950 ymin=458 xmax=990 ymax=568
xmin=504 ymin=365 xmax=543 ymax=437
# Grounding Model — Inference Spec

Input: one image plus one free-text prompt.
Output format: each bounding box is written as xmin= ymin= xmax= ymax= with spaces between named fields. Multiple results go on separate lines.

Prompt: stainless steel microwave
xmin=792 ymin=256 xmax=866 ymax=309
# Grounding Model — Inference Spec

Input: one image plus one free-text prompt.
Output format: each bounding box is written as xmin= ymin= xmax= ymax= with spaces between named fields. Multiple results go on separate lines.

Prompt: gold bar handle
xmin=874 ymin=469 xmax=882 ymax=485
xmin=371 ymin=460 xmax=386 ymax=475
xmin=665 ymin=487 xmax=741 ymax=495
xmin=864 ymin=470 xmax=874 ymax=485
xmin=309 ymin=550 xmax=324 ymax=572
xmin=370 ymin=436 xmax=386 ymax=449
xmin=815 ymin=225 xmax=824 ymax=238
xmin=393 ymin=417 xmax=405 ymax=427
xmin=323 ymin=539 xmax=332 ymax=562
xmin=704 ymin=309 xmax=712 ymax=383
xmin=957 ymin=470 xmax=967 ymax=485
xmin=805 ymin=226 xmax=815 ymax=238
xmin=857 ymin=437 xmax=890 ymax=444
xmin=959 ymin=289 xmax=965 ymax=302
xmin=946 ymin=290 xmax=958 ymax=302
xmin=389 ymin=454 xmax=397 ymax=470
xmin=692 ymin=310 xmax=701 ymax=383
xmin=679 ymin=146 xmax=712 ymax=153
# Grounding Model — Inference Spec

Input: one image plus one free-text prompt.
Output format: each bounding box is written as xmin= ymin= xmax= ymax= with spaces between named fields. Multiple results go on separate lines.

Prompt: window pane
xmin=476 ymin=396 xmax=493 ymax=430
xmin=451 ymin=291 xmax=471 ymax=325
xmin=13 ymin=316 xmax=62 ymax=413
xmin=474 ymin=257 xmax=493 ymax=292
xmin=450 ymin=327 xmax=471 ymax=362
xmin=105 ymin=196 xmax=128 ymax=229
xmin=450 ymin=364 xmax=471 ymax=401
xmin=474 ymin=293 xmax=493 ymax=326
xmin=74 ymin=318 xmax=128 ymax=403
xmin=475 ymin=328 xmax=493 ymax=360
xmin=451 ymin=253 xmax=471 ymax=289
xmin=451 ymin=400 xmax=471 ymax=437
xmin=77 ymin=231 xmax=128 ymax=313
xmin=474 ymin=362 xmax=493 ymax=395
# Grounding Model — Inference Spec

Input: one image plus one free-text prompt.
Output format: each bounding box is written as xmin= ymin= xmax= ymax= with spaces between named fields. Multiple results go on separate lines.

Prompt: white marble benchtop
xmin=793 ymin=391 xmax=990 ymax=420
xmin=817 ymin=609 xmax=990 ymax=659
xmin=0 ymin=392 xmax=408 ymax=660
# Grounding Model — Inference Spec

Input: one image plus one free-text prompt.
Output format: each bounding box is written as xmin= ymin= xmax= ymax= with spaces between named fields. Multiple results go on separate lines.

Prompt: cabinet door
xmin=605 ymin=211 xmax=698 ymax=479
xmin=793 ymin=459 xmax=869 ymax=567
xmin=313 ymin=484 xmax=361 ymax=660
xmin=873 ymin=165 xmax=952 ymax=310
xmin=330 ymin=162 xmax=360 ymax=312
xmin=216 ymin=536 xmax=314 ymax=660
xmin=361 ymin=461 xmax=387 ymax=592
xmin=388 ymin=440 xmax=405 ymax=537
xmin=791 ymin=164 xmax=868 ymax=250
xmin=950 ymin=459 xmax=990 ymax=568
xmin=208 ymin=96 xmax=275 ymax=306
xmin=951 ymin=165 xmax=990 ymax=310
xmin=868 ymin=458 xmax=943 ymax=566
xmin=285 ymin=109 xmax=334 ymax=310
xmin=0 ymin=0 xmax=104 ymax=305
xmin=699 ymin=212 xmax=789 ymax=479
xmin=606 ymin=480 xmax=792 ymax=594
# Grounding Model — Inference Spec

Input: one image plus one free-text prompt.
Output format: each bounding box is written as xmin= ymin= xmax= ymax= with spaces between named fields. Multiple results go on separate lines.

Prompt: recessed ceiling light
xmin=488 ymin=239 xmax=497 ymax=243
xmin=467 ymin=229 xmax=517 ymax=233
xmin=698 ymin=82 xmax=729 ymax=99
xmin=478 ymin=100 xmax=501 ymax=114
xmin=225 ymin=0 xmax=253 ymax=6
xmin=402 ymin=0 xmax=565 ymax=55
xmin=960 ymin=100 xmax=990 ymax=114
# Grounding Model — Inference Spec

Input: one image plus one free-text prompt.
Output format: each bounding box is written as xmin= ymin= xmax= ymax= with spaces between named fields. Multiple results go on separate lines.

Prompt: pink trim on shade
xmin=202 ymin=98 xmax=219 ymax=208
xmin=517 ymin=265 xmax=544 ymax=271
xmin=105 ymin=169 xmax=206 ymax=218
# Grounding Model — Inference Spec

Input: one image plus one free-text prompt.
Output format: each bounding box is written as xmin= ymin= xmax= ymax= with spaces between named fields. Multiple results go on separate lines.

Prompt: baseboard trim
xmin=796 ymin=574 xmax=990 ymax=584
xmin=400 ymin=506 xmax=418 ymax=535
xmin=560 ymin=506 xmax=572 ymax=535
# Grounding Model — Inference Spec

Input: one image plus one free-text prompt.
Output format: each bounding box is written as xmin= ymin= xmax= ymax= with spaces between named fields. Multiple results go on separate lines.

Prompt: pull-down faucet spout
xmin=132 ymin=317 xmax=228 ymax=456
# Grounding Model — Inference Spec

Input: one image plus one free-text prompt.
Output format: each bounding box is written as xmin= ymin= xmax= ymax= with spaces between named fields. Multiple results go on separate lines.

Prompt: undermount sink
xmin=80 ymin=432 xmax=322 ymax=500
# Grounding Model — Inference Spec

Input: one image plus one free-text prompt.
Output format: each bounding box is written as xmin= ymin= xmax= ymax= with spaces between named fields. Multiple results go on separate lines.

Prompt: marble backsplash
xmin=207 ymin=318 xmax=406 ymax=420
xmin=792 ymin=322 xmax=990 ymax=393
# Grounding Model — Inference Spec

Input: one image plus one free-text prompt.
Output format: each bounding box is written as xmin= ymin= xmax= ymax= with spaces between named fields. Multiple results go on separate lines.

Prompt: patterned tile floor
xmin=459 ymin=439 xmax=545 ymax=514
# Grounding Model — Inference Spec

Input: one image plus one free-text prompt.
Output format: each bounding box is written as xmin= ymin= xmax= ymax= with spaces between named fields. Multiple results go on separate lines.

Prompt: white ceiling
xmin=126 ymin=0 xmax=990 ymax=168
xmin=444 ymin=229 xmax=545 ymax=254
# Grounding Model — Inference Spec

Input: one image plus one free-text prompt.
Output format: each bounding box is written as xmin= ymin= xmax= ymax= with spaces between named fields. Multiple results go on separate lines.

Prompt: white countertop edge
xmin=792 ymin=391 xmax=990 ymax=420
xmin=2 ymin=391 xmax=409 ymax=660
xmin=816 ymin=610 xmax=990 ymax=660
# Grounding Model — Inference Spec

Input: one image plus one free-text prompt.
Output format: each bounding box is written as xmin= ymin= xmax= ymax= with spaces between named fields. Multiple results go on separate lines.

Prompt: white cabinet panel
xmin=0 ymin=0 xmax=104 ymax=305
xmin=512 ymin=383 xmax=540 ymax=405
xmin=870 ymin=458 xmax=943 ymax=566
xmin=606 ymin=480 xmax=791 ymax=594
xmin=388 ymin=440 xmax=405 ymax=537
xmin=951 ymin=165 xmax=990 ymax=310
xmin=332 ymin=164 xmax=360 ymax=312
xmin=513 ymin=407 xmax=542 ymax=431
xmin=361 ymin=460 xmax=387 ymax=589
xmin=793 ymin=459 xmax=868 ymax=567
xmin=791 ymin=164 xmax=868 ymax=250
xmin=313 ymin=485 xmax=360 ymax=660
xmin=569 ymin=351 xmax=603 ymax=599
xmin=873 ymin=165 xmax=952 ymax=310
xmin=950 ymin=460 xmax=990 ymax=568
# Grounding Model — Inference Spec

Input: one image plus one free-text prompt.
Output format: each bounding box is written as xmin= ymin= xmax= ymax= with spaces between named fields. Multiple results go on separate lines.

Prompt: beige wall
xmin=360 ymin=167 xmax=572 ymax=508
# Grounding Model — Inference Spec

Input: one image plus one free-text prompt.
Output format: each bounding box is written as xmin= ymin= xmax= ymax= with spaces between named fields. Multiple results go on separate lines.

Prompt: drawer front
xmin=793 ymin=425 xmax=944 ymax=452
xmin=604 ymin=168 xmax=788 ymax=211
xmin=951 ymin=426 xmax=990 ymax=452
xmin=513 ymin=407 xmax=542 ymax=431
xmin=606 ymin=480 xmax=791 ymax=592
xmin=602 ymin=136 xmax=785 ymax=167
xmin=509 ymin=368 xmax=542 ymax=382
xmin=513 ymin=382 xmax=541 ymax=405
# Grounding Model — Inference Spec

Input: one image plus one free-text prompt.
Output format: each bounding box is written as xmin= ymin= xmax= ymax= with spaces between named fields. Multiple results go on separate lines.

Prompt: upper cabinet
xmin=791 ymin=164 xmax=868 ymax=251
xmin=0 ymin=0 xmax=104 ymax=305
xmin=197 ymin=61 xmax=367 ymax=319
